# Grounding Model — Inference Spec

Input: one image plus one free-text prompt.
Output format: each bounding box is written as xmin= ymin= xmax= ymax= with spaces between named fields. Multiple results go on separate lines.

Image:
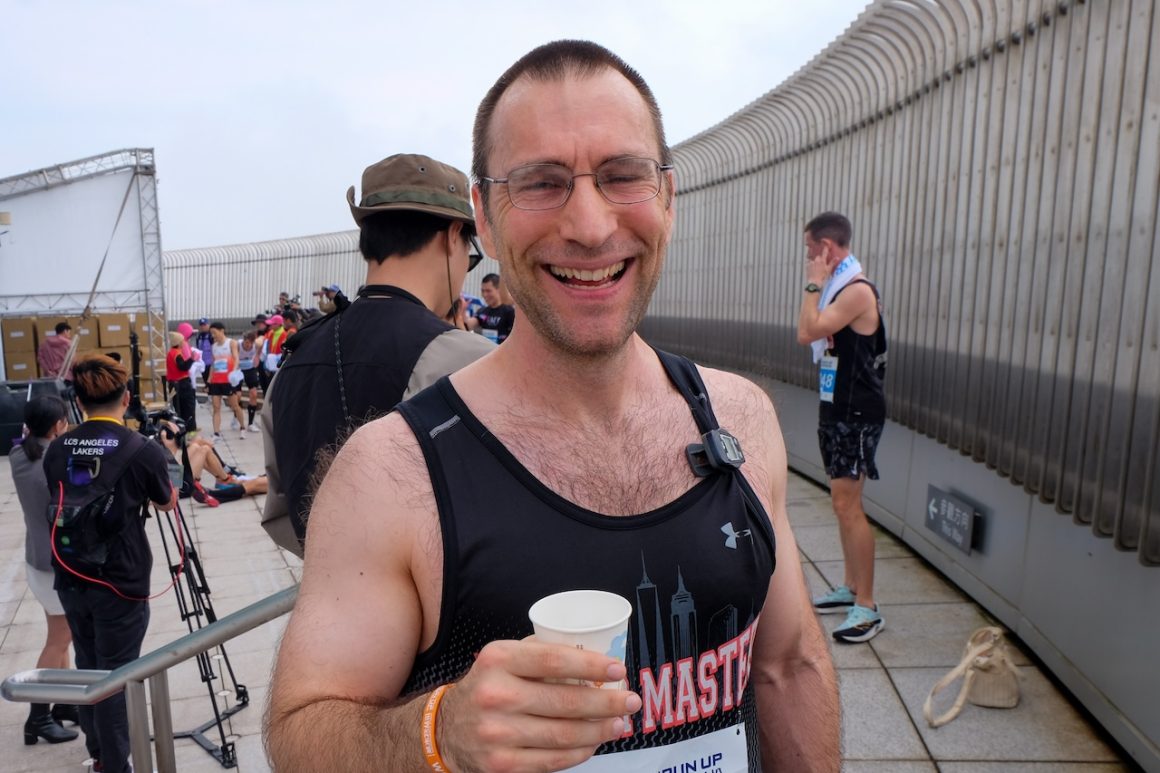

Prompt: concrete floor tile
xmin=838 ymin=668 xmax=929 ymax=761
xmin=843 ymin=763 xmax=937 ymax=773
xmin=4 ymin=742 xmax=94 ymax=773
xmin=864 ymin=603 xmax=1016 ymax=669
xmin=198 ymin=569 xmax=295 ymax=602
xmin=795 ymin=523 xmax=847 ymax=562
xmin=0 ymin=599 xmax=22 ymax=627
xmin=1 ymin=622 xmax=56 ymax=656
xmin=813 ymin=557 xmax=969 ymax=607
xmin=891 ymin=667 xmax=1121 ymax=763
xmin=233 ymin=730 xmax=273 ymax=772
xmin=786 ymin=472 xmax=828 ymax=497
xmin=787 ymin=497 xmax=837 ymax=527
xmin=938 ymin=764 xmax=1130 ymax=772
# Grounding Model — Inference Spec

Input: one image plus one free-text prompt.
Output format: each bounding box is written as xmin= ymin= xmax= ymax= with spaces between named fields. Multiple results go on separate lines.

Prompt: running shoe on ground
xmin=813 ymin=584 xmax=856 ymax=614
xmin=230 ymin=418 xmax=239 ymax=430
xmin=832 ymin=604 xmax=884 ymax=643
xmin=191 ymin=483 xmax=220 ymax=508
xmin=212 ymin=432 xmax=223 ymax=441
xmin=247 ymin=424 xmax=261 ymax=433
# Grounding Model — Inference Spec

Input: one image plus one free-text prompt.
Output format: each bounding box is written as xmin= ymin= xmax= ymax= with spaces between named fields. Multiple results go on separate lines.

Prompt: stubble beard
xmin=500 ymin=237 xmax=666 ymax=360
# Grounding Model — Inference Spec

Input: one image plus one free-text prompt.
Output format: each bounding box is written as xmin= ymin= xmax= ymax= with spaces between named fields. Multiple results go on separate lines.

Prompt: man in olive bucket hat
xmin=260 ymin=154 xmax=494 ymax=555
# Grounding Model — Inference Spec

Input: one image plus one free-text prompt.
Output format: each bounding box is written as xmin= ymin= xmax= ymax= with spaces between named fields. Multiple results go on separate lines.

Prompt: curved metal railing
xmin=1 ymin=585 xmax=297 ymax=773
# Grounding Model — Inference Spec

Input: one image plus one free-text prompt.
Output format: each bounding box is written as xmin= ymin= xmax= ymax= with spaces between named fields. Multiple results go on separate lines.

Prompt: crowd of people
xmin=6 ymin=38 xmax=895 ymax=773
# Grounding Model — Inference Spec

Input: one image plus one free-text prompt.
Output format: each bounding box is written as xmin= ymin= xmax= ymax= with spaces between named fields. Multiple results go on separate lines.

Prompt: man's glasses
xmin=480 ymin=157 xmax=673 ymax=211
xmin=468 ymin=235 xmax=484 ymax=272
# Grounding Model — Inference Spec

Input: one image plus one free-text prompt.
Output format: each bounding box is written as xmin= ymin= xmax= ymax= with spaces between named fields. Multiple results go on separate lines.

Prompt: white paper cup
xmin=528 ymin=590 xmax=632 ymax=689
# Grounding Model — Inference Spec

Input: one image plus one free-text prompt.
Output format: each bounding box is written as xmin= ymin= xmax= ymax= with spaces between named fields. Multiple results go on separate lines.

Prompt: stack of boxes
xmin=2 ymin=312 xmax=166 ymax=395
xmin=1 ymin=317 xmax=38 ymax=379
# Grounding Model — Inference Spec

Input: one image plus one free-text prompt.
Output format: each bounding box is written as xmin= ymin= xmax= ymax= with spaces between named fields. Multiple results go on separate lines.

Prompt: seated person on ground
xmin=157 ymin=421 xmax=267 ymax=507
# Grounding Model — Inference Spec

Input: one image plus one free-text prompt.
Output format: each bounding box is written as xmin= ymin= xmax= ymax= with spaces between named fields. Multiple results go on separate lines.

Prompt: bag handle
xmin=923 ymin=627 xmax=1002 ymax=727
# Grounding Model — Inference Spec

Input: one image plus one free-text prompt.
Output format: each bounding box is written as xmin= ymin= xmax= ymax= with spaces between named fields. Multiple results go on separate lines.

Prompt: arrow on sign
xmin=928 ymin=499 xmax=937 ymax=520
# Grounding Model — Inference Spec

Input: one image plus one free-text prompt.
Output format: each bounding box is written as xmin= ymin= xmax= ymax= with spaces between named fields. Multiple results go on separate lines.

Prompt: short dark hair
xmin=481 ymin=273 xmax=501 ymax=288
xmin=210 ymin=321 xmax=225 ymax=331
xmin=472 ymin=40 xmax=670 ymax=205
xmin=71 ymin=354 xmax=128 ymax=411
xmin=358 ymin=210 xmax=476 ymax=266
xmin=804 ymin=212 xmax=852 ymax=248
xmin=282 ymin=308 xmax=300 ymax=326
xmin=22 ymin=395 xmax=68 ymax=460
xmin=54 ymin=321 xmax=72 ymax=335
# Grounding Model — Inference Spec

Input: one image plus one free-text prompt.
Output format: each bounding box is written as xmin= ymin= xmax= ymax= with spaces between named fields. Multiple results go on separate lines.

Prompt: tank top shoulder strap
xmin=652 ymin=347 xmax=719 ymax=434
xmin=652 ymin=348 xmax=775 ymax=547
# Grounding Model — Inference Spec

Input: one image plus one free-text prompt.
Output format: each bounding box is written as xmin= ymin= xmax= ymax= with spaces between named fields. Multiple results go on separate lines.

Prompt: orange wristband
xmin=421 ymin=683 xmax=453 ymax=772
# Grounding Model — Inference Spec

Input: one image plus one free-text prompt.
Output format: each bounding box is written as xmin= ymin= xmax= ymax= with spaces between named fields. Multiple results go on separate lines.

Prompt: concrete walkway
xmin=0 ymin=403 xmax=1132 ymax=771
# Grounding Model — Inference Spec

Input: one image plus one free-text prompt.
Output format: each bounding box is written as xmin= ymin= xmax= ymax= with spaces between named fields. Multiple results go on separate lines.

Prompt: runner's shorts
xmin=207 ymin=382 xmax=237 ymax=397
xmin=817 ymin=420 xmax=883 ymax=481
xmin=241 ymin=368 xmax=260 ymax=389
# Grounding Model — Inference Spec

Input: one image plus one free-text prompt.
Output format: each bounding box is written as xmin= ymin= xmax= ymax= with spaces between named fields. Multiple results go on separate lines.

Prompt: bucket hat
xmin=346 ymin=154 xmax=473 ymax=226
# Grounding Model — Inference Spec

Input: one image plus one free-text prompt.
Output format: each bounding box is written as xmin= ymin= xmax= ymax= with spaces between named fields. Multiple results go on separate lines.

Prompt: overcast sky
xmin=3 ymin=1 xmax=869 ymax=250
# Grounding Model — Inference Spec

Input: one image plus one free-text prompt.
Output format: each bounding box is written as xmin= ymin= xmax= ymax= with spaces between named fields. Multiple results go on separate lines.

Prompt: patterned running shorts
xmin=817 ymin=420 xmax=884 ymax=481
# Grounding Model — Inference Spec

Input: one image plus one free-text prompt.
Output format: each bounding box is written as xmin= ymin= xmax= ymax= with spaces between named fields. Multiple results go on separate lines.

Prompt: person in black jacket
xmin=43 ymin=355 xmax=177 ymax=773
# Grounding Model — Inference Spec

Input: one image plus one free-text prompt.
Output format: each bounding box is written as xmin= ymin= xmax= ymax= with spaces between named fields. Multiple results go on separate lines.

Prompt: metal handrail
xmin=2 ymin=584 xmax=298 ymax=772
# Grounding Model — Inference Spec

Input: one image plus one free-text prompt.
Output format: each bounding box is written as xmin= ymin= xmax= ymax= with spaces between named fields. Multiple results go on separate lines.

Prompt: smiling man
xmin=266 ymin=40 xmax=839 ymax=773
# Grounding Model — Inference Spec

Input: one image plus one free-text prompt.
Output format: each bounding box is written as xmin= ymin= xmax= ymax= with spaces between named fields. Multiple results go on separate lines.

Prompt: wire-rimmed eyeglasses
xmin=480 ymin=157 xmax=673 ymax=211
xmin=468 ymin=235 xmax=484 ymax=271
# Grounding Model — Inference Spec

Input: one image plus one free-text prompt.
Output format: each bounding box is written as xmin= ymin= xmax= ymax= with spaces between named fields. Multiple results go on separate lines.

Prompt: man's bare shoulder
xmin=305 ymin=411 xmax=433 ymax=550
xmin=694 ymin=365 xmax=784 ymax=499
xmin=695 ymin=366 xmax=777 ymax=428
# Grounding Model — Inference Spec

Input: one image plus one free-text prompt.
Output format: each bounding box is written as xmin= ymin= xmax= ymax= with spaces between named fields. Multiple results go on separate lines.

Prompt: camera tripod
xmin=151 ymin=474 xmax=248 ymax=768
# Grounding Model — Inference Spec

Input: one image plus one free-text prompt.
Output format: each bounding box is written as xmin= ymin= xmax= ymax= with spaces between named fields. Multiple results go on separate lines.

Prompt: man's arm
xmin=702 ymin=369 xmax=840 ymax=770
xmin=797 ymin=278 xmax=876 ymax=345
xmin=265 ymin=415 xmax=639 ymax=773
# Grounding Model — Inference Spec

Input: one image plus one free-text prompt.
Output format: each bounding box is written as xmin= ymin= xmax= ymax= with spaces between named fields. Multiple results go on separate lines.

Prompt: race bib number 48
xmin=819 ymin=355 xmax=838 ymax=403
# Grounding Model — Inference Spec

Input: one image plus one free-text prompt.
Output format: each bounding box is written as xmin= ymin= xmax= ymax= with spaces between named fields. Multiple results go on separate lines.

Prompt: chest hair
xmin=486 ymin=396 xmax=702 ymax=516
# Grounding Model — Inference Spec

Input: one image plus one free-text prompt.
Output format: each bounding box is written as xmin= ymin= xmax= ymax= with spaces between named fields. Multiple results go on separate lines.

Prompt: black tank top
xmin=397 ymin=350 xmax=776 ymax=771
xmin=821 ymin=279 xmax=888 ymax=424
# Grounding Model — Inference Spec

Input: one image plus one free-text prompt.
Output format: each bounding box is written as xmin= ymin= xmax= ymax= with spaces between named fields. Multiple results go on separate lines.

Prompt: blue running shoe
xmin=832 ymin=604 xmax=884 ymax=643
xmin=812 ymin=584 xmax=856 ymax=614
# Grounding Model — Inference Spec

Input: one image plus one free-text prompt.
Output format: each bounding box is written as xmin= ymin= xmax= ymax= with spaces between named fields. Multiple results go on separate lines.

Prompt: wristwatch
xmin=804 ymin=283 xmax=822 ymax=293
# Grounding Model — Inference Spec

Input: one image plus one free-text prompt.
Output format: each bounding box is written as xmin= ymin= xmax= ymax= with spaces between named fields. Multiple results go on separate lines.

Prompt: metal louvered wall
xmin=643 ymin=0 xmax=1160 ymax=567
xmin=163 ymin=231 xmax=500 ymax=323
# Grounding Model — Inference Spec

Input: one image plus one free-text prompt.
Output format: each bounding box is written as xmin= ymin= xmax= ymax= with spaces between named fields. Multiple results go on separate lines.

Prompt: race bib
xmin=819 ymin=355 xmax=837 ymax=403
xmin=213 ymin=359 xmax=229 ymax=373
xmin=562 ymin=725 xmax=748 ymax=773
xmin=482 ymin=328 xmax=500 ymax=344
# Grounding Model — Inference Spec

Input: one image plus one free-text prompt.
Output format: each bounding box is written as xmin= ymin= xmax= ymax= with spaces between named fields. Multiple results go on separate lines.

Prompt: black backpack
xmin=49 ymin=431 xmax=149 ymax=576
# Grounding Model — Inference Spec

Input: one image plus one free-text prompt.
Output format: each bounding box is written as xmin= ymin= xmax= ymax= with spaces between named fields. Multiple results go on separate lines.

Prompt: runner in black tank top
xmin=266 ymin=42 xmax=839 ymax=773
xmin=398 ymin=350 xmax=776 ymax=769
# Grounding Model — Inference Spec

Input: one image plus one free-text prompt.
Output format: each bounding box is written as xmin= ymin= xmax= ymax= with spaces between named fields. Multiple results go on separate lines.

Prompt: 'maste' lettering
xmin=639 ymin=617 xmax=760 ymax=734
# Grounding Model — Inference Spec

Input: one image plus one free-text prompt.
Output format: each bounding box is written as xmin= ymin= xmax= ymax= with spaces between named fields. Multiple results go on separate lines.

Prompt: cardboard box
xmin=37 ymin=316 xmax=96 ymax=352
xmin=3 ymin=350 xmax=39 ymax=380
xmin=98 ymin=313 xmax=133 ymax=347
xmin=72 ymin=318 xmax=97 ymax=351
xmin=1 ymin=317 xmax=37 ymax=353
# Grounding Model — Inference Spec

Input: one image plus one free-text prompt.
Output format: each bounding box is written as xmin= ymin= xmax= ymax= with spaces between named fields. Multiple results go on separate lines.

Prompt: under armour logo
xmin=721 ymin=522 xmax=752 ymax=550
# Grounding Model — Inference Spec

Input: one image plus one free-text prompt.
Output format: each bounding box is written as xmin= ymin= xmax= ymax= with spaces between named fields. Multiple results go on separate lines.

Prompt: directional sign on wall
xmin=925 ymin=485 xmax=978 ymax=555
